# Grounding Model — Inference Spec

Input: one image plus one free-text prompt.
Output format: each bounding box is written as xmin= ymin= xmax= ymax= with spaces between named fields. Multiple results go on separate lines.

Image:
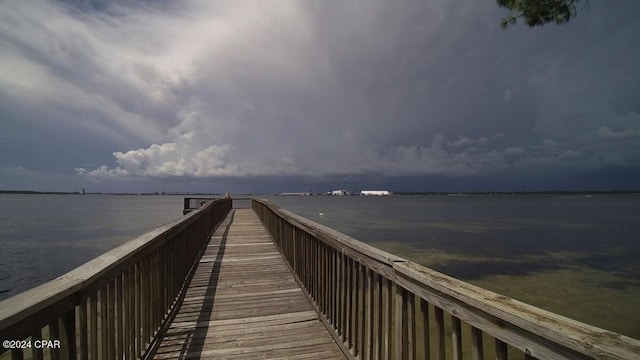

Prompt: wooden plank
xmin=31 ymin=328 xmax=43 ymax=360
xmin=372 ymin=273 xmax=381 ymax=360
xmin=337 ymin=252 xmax=344 ymax=339
xmin=168 ymin=311 xmax=318 ymax=332
xmin=172 ymin=337 xmax=337 ymax=357
xmin=163 ymin=318 xmax=321 ymax=340
xmin=393 ymin=283 xmax=403 ymax=359
xmin=434 ymin=306 xmax=445 ymax=360
xmin=495 ymin=338 xmax=508 ymax=360
xmin=49 ymin=322 xmax=60 ymax=360
xmin=452 ymin=315 xmax=462 ymax=360
xmin=407 ymin=292 xmax=416 ymax=360
xmin=100 ymin=287 xmax=107 ymax=360
xmin=10 ymin=348 xmax=23 ymax=360
xmin=127 ymin=267 xmax=136 ymax=359
xmin=78 ymin=299 xmax=88 ymax=360
xmin=352 ymin=259 xmax=359 ymax=353
xmin=472 ymin=326 xmax=484 ymax=360
xmin=89 ymin=294 xmax=97 ymax=360
xmin=62 ymin=309 xmax=76 ymax=359
xmin=134 ymin=262 xmax=142 ymax=358
xmin=116 ymin=274 xmax=123 ymax=360
xmin=418 ymin=298 xmax=430 ymax=360
xmin=357 ymin=262 xmax=365 ymax=358
xmin=381 ymin=278 xmax=391 ymax=359
xmin=365 ymin=268 xmax=373 ymax=360
xmin=166 ymin=326 xmax=332 ymax=346
xmin=107 ymin=280 xmax=115 ymax=360
xmin=152 ymin=209 xmax=347 ymax=359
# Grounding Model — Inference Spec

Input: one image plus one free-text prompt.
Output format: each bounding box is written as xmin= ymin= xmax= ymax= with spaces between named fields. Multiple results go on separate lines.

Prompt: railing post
xmin=78 ymin=299 xmax=88 ymax=360
xmin=393 ymin=282 xmax=403 ymax=360
xmin=452 ymin=316 xmax=462 ymax=360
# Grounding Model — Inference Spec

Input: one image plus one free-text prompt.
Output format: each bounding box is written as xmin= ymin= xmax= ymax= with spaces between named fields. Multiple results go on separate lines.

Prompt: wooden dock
xmin=2 ymin=198 xmax=639 ymax=360
xmin=153 ymin=209 xmax=347 ymax=359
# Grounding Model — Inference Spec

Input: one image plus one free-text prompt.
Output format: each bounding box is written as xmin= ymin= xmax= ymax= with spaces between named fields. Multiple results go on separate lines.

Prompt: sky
xmin=1 ymin=0 xmax=639 ymax=193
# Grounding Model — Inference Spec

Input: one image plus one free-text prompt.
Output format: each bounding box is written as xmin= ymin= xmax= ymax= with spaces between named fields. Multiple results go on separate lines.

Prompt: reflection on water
xmin=268 ymin=194 xmax=640 ymax=339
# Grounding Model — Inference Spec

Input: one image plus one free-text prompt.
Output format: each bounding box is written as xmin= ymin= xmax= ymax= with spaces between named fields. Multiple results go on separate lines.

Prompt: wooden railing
xmin=183 ymin=197 xmax=221 ymax=214
xmin=252 ymin=198 xmax=640 ymax=360
xmin=183 ymin=197 xmax=252 ymax=214
xmin=0 ymin=198 xmax=231 ymax=360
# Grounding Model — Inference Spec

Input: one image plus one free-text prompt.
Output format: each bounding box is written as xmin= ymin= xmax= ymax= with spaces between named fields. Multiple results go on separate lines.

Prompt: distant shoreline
xmin=2 ymin=189 xmax=638 ymax=196
xmin=0 ymin=190 xmax=229 ymax=196
xmin=392 ymin=190 xmax=640 ymax=196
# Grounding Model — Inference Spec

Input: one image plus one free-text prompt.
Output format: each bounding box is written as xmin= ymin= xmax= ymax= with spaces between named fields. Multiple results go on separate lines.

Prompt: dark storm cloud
xmin=1 ymin=0 xmax=639 ymax=192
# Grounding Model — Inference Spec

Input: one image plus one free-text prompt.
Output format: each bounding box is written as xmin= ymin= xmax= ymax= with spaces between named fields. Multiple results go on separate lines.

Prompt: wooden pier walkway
xmin=153 ymin=209 xmax=347 ymax=359
xmin=3 ymin=198 xmax=639 ymax=360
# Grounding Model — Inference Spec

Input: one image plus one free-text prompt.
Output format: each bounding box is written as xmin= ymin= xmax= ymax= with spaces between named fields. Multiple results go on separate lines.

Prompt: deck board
xmin=154 ymin=209 xmax=346 ymax=359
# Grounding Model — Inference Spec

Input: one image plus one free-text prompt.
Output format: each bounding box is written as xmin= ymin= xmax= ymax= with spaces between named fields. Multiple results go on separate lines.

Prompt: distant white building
xmin=331 ymin=190 xmax=350 ymax=196
xmin=360 ymin=190 xmax=391 ymax=196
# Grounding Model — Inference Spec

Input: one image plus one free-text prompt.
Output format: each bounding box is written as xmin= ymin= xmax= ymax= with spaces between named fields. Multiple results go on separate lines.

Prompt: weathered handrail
xmin=252 ymin=198 xmax=640 ymax=360
xmin=0 ymin=198 xmax=231 ymax=359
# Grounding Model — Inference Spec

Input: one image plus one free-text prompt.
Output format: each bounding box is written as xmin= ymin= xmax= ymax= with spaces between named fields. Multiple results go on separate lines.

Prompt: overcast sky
xmin=1 ymin=0 xmax=639 ymax=193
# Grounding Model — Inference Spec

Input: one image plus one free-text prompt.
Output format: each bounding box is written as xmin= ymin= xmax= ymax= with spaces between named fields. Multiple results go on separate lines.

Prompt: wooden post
xmin=107 ymin=280 xmax=116 ymax=360
xmin=393 ymin=283 xmax=403 ymax=360
xmin=407 ymin=292 xmax=416 ymax=360
xmin=381 ymin=278 xmax=391 ymax=359
xmin=11 ymin=348 xmax=24 ymax=360
xmin=116 ymin=275 xmax=124 ymax=360
xmin=372 ymin=272 xmax=381 ymax=360
xmin=434 ymin=307 xmax=445 ymax=360
xmin=418 ymin=299 xmax=430 ymax=360
xmin=135 ymin=262 xmax=142 ymax=358
xmin=358 ymin=263 xmax=365 ymax=358
xmin=495 ymin=338 xmax=508 ymax=360
xmin=100 ymin=287 xmax=108 ymax=360
xmin=472 ymin=326 xmax=484 ymax=360
xmin=346 ymin=257 xmax=353 ymax=349
xmin=31 ymin=329 xmax=43 ymax=360
xmin=452 ymin=316 xmax=462 ymax=360
xmin=49 ymin=321 xmax=60 ymax=360
xmin=89 ymin=294 xmax=97 ymax=360
xmin=78 ymin=298 xmax=88 ymax=360
xmin=365 ymin=268 xmax=373 ymax=360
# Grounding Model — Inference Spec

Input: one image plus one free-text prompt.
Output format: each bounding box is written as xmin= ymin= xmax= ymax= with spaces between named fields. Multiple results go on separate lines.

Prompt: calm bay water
xmin=268 ymin=194 xmax=640 ymax=339
xmin=1 ymin=194 xmax=639 ymax=339
xmin=0 ymin=194 xmax=184 ymax=300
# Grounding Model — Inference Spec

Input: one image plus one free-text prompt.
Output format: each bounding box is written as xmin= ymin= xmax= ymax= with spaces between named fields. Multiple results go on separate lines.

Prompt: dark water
xmin=1 ymin=194 xmax=639 ymax=338
xmin=0 ymin=194 xmax=183 ymax=300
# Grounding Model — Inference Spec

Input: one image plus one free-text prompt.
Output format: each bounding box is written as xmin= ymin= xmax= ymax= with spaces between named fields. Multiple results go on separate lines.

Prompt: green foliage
xmin=497 ymin=0 xmax=587 ymax=28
